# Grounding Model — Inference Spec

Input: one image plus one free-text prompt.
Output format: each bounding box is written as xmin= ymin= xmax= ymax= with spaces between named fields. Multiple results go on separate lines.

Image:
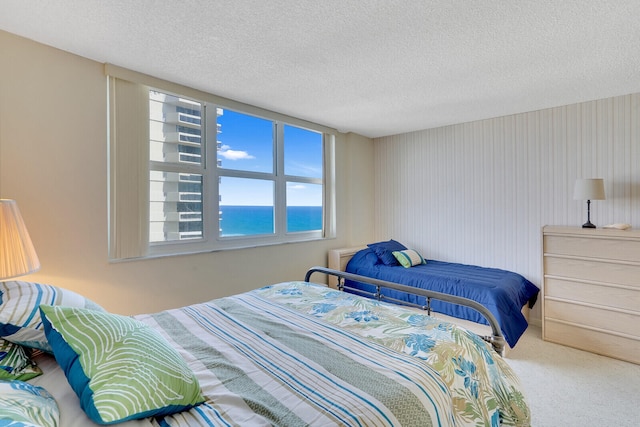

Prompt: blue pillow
xmin=367 ymin=240 xmax=407 ymax=265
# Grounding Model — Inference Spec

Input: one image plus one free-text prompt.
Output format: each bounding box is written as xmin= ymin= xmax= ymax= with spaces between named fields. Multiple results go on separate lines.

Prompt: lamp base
xmin=582 ymin=221 xmax=596 ymax=228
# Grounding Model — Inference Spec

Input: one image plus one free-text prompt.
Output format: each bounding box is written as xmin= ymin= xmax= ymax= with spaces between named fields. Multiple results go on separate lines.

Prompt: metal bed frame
xmin=305 ymin=266 xmax=506 ymax=356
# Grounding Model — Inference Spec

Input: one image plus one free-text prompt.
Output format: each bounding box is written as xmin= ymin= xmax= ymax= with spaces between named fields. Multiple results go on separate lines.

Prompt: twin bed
xmin=1 ymin=267 xmax=531 ymax=427
xmin=329 ymin=241 xmax=540 ymax=349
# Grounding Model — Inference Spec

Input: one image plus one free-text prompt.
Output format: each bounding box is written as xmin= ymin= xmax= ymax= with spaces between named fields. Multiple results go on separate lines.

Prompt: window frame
xmin=106 ymin=64 xmax=336 ymax=260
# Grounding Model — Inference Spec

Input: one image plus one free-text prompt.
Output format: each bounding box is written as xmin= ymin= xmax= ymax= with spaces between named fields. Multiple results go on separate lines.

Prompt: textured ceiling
xmin=2 ymin=0 xmax=639 ymax=138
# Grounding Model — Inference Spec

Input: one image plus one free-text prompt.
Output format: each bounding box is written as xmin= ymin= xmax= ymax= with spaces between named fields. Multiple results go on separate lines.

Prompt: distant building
xmin=149 ymin=91 xmax=222 ymax=242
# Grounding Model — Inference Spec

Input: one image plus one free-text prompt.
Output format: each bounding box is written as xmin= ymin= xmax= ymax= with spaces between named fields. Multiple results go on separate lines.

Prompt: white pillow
xmin=0 ymin=281 xmax=104 ymax=352
xmin=0 ymin=380 xmax=59 ymax=427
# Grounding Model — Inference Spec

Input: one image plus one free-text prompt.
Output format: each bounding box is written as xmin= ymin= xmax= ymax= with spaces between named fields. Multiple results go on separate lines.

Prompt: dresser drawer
xmin=544 ymin=234 xmax=640 ymax=262
xmin=544 ymin=321 xmax=640 ymax=365
xmin=544 ymin=299 xmax=640 ymax=338
xmin=544 ymin=256 xmax=640 ymax=289
xmin=542 ymin=226 xmax=640 ymax=363
xmin=544 ymin=278 xmax=640 ymax=312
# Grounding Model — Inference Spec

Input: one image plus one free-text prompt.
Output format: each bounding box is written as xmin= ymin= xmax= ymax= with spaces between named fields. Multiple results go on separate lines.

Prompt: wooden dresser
xmin=542 ymin=225 xmax=640 ymax=364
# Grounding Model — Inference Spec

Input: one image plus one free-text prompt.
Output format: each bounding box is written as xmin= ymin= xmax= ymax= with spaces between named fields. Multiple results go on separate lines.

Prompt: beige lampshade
xmin=0 ymin=199 xmax=40 ymax=280
xmin=573 ymin=179 xmax=605 ymax=201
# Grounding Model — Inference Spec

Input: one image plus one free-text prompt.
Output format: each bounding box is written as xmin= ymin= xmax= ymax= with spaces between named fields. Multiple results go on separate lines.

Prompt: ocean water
xmin=220 ymin=205 xmax=322 ymax=236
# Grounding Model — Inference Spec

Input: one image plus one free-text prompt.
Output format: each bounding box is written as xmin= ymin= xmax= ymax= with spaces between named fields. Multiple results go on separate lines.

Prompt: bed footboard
xmin=305 ymin=266 xmax=506 ymax=356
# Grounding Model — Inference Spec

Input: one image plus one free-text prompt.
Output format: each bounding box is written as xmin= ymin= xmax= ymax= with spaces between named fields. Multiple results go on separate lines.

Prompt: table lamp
xmin=573 ymin=179 xmax=605 ymax=228
xmin=0 ymin=199 xmax=40 ymax=280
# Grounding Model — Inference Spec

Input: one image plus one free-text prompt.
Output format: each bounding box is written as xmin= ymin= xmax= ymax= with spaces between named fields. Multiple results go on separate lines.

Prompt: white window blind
xmin=108 ymin=77 xmax=149 ymax=259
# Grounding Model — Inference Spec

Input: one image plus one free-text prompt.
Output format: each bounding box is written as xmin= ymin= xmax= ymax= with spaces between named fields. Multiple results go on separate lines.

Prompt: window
xmin=149 ymin=91 xmax=205 ymax=243
xmin=107 ymin=67 xmax=335 ymax=259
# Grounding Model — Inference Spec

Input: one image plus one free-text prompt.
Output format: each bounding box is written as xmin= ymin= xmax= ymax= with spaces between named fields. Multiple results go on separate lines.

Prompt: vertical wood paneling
xmin=374 ymin=92 xmax=640 ymax=323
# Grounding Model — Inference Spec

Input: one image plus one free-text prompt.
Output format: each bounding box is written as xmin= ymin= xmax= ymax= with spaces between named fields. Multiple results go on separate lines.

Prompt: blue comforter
xmin=345 ymin=248 xmax=539 ymax=347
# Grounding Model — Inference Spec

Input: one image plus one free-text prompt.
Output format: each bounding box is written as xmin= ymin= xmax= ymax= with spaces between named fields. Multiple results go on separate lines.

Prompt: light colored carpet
xmin=505 ymin=326 xmax=640 ymax=427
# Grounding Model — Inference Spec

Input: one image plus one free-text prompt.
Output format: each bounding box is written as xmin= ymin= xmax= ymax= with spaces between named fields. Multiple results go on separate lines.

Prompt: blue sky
xmin=217 ymin=110 xmax=322 ymax=206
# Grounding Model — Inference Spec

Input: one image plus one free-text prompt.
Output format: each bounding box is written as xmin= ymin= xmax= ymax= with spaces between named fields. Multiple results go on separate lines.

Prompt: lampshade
xmin=573 ymin=179 xmax=605 ymax=201
xmin=0 ymin=199 xmax=40 ymax=280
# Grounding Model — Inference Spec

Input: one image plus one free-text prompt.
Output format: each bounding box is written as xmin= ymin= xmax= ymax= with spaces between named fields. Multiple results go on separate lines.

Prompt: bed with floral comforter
xmin=138 ymin=281 xmax=530 ymax=426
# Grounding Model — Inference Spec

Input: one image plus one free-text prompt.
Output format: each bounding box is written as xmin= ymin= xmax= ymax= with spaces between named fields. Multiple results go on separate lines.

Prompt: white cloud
xmin=288 ymin=184 xmax=306 ymax=190
xmin=218 ymin=149 xmax=255 ymax=160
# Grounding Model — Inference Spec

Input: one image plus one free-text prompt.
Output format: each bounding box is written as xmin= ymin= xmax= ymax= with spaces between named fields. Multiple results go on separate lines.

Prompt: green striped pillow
xmin=392 ymin=249 xmax=427 ymax=268
xmin=39 ymin=305 xmax=204 ymax=424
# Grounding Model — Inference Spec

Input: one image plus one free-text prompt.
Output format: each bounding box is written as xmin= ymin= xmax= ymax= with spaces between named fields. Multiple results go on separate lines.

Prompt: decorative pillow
xmin=367 ymin=239 xmax=407 ymax=265
xmin=0 ymin=280 xmax=104 ymax=352
xmin=0 ymin=380 xmax=59 ymax=427
xmin=0 ymin=339 xmax=42 ymax=381
xmin=392 ymin=249 xmax=427 ymax=268
xmin=40 ymin=305 xmax=204 ymax=425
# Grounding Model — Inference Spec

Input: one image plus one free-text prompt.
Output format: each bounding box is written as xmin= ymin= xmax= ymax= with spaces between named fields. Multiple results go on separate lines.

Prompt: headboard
xmin=327 ymin=246 xmax=366 ymax=288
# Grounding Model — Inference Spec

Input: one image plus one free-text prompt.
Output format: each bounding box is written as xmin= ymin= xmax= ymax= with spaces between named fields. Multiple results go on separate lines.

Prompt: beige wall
xmin=0 ymin=30 xmax=375 ymax=314
xmin=374 ymin=94 xmax=640 ymax=324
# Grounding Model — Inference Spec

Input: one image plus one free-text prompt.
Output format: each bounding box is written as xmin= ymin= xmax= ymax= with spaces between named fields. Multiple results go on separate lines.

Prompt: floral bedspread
xmin=255 ymin=282 xmax=530 ymax=427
